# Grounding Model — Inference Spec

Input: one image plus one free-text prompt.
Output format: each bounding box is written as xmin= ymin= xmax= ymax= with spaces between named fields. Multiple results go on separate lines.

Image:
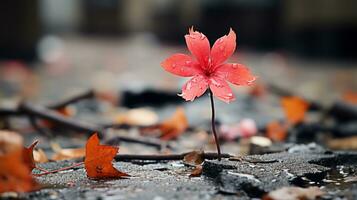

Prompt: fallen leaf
xmin=42 ymin=106 xmax=75 ymax=128
xmin=33 ymin=149 xmax=48 ymax=163
xmin=183 ymin=150 xmax=205 ymax=166
xmin=0 ymin=131 xmax=39 ymax=193
xmin=0 ymin=130 xmax=23 ymax=154
xmin=343 ymin=91 xmax=357 ymax=104
xmin=327 ymin=136 xmax=357 ymax=150
xmin=189 ymin=165 xmax=203 ymax=177
xmin=263 ymin=186 xmax=324 ymax=200
xmin=51 ymin=142 xmax=85 ymax=161
xmin=22 ymin=141 xmax=38 ymax=171
xmin=84 ymin=133 xmax=129 ymax=179
xmin=281 ymin=96 xmax=309 ymax=125
xmin=266 ymin=121 xmax=288 ymax=142
xmin=115 ymin=108 xmax=158 ymax=126
xmin=249 ymin=82 xmax=267 ymax=98
xmin=159 ymin=107 xmax=188 ymax=140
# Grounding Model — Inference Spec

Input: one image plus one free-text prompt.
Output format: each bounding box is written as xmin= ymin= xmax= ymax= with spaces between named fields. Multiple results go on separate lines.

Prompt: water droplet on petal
xmin=232 ymin=64 xmax=238 ymax=69
xmin=172 ymin=64 xmax=177 ymax=68
xmin=185 ymin=60 xmax=192 ymax=65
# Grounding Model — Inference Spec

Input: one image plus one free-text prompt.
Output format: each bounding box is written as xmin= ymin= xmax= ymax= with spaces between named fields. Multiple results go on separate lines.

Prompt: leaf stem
xmin=208 ymin=89 xmax=221 ymax=161
xmin=33 ymin=162 xmax=84 ymax=177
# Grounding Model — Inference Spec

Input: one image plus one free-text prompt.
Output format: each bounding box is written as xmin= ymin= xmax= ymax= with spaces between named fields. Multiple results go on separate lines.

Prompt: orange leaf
xmin=22 ymin=141 xmax=38 ymax=171
xmin=281 ymin=96 xmax=309 ymax=125
xmin=266 ymin=121 xmax=287 ymax=142
xmin=42 ymin=106 xmax=75 ymax=128
xmin=0 ymin=131 xmax=39 ymax=193
xmin=159 ymin=107 xmax=188 ymax=140
xmin=84 ymin=133 xmax=129 ymax=179
xmin=343 ymin=91 xmax=357 ymax=104
xmin=249 ymin=82 xmax=267 ymax=98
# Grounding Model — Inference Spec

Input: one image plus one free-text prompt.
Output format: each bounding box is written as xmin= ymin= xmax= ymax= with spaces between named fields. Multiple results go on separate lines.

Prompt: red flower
xmin=161 ymin=27 xmax=257 ymax=103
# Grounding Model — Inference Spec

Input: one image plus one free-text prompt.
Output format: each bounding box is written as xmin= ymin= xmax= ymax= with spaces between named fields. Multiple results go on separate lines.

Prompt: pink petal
xmin=180 ymin=75 xmax=209 ymax=101
xmin=161 ymin=53 xmax=201 ymax=77
xmin=210 ymin=28 xmax=236 ymax=67
xmin=184 ymin=27 xmax=210 ymax=68
xmin=215 ymin=63 xmax=257 ymax=86
xmin=209 ymin=76 xmax=235 ymax=103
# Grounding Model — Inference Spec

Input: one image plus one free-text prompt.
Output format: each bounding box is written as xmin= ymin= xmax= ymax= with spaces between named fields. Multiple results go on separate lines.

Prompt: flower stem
xmin=208 ymin=89 xmax=221 ymax=161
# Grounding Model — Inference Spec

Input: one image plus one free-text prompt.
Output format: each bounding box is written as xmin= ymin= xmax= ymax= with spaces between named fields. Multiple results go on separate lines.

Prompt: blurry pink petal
xmin=180 ymin=75 xmax=209 ymax=101
xmin=210 ymin=28 xmax=236 ymax=67
xmin=161 ymin=53 xmax=200 ymax=77
xmin=184 ymin=27 xmax=210 ymax=68
xmin=238 ymin=118 xmax=257 ymax=138
xmin=216 ymin=63 xmax=257 ymax=86
xmin=209 ymin=76 xmax=235 ymax=103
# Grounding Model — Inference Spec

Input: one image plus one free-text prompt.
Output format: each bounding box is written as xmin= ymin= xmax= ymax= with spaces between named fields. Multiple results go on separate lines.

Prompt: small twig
xmin=19 ymin=102 xmax=101 ymax=135
xmin=17 ymin=102 xmax=166 ymax=149
xmin=47 ymin=90 xmax=95 ymax=110
xmin=115 ymin=152 xmax=232 ymax=161
xmin=208 ymin=89 xmax=222 ymax=161
xmin=33 ymin=162 xmax=84 ymax=177
xmin=35 ymin=166 xmax=50 ymax=173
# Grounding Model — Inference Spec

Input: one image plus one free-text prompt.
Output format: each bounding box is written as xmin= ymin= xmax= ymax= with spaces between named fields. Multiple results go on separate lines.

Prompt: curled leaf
xmin=22 ymin=141 xmax=38 ymax=171
xmin=189 ymin=165 xmax=203 ymax=177
xmin=84 ymin=133 xmax=129 ymax=179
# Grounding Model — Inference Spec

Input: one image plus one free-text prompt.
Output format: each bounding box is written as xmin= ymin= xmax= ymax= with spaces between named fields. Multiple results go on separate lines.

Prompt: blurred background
xmin=0 ymin=0 xmax=357 ymax=115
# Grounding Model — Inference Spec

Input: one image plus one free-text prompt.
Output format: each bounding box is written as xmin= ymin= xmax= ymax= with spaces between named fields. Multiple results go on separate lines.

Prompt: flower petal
xmin=209 ymin=76 xmax=235 ymax=103
xmin=161 ymin=53 xmax=200 ymax=77
xmin=211 ymin=28 xmax=236 ymax=67
xmin=184 ymin=27 xmax=210 ymax=68
xmin=215 ymin=63 xmax=257 ymax=86
xmin=180 ymin=75 xmax=209 ymax=101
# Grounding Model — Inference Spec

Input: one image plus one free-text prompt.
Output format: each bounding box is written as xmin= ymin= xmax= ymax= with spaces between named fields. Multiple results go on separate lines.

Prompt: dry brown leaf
xmin=266 ymin=121 xmax=288 ymax=142
xmin=263 ymin=186 xmax=324 ymax=200
xmin=183 ymin=150 xmax=204 ymax=166
xmin=115 ymin=108 xmax=158 ymax=126
xmin=33 ymin=149 xmax=48 ymax=163
xmin=51 ymin=142 xmax=85 ymax=161
xmin=281 ymin=96 xmax=309 ymax=125
xmin=159 ymin=107 xmax=188 ymax=140
xmin=189 ymin=165 xmax=203 ymax=177
xmin=327 ymin=136 xmax=357 ymax=150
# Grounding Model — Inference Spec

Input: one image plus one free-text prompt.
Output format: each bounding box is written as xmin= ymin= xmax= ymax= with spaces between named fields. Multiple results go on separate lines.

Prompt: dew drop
xmin=185 ymin=60 xmax=192 ymax=65
xmin=172 ymin=64 xmax=177 ymax=68
xmin=232 ymin=64 xmax=238 ymax=69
